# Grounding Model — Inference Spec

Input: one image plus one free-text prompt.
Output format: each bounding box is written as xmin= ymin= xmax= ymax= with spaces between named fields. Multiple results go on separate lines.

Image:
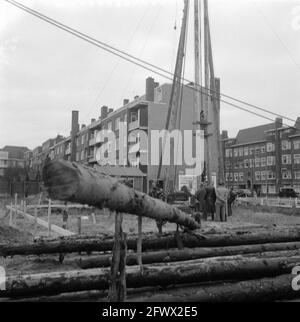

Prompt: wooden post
xmin=38 ymin=193 xmax=42 ymax=205
xmin=34 ymin=206 xmax=38 ymax=237
xmin=137 ymin=216 xmax=143 ymax=274
xmin=77 ymin=217 xmax=82 ymax=235
xmin=91 ymin=213 xmax=96 ymax=224
xmin=14 ymin=193 xmax=18 ymax=227
xmin=48 ymin=199 xmax=52 ymax=237
xmin=9 ymin=201 xmax=13 ymax=227
xmin=108 ymin=212 xmax=127 ymax=302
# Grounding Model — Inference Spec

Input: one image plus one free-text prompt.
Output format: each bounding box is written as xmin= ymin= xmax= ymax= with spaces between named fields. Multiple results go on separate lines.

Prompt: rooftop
xmin=235 ymin=123 xmax=275 ymax=145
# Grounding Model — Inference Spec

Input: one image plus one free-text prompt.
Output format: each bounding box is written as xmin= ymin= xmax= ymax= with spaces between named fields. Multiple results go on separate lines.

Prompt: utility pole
xmin=157 ymin=0 xmax=190 ymax=194
xmin=203 ymin=0 xmax=223 ymax=186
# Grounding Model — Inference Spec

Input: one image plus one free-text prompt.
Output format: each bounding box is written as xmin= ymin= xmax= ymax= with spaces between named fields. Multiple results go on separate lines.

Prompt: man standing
xmin=215 ymin=183 xmax=229 ymax=222
xmin=205 ymin=184 xmax=216 ymax=221
xmin=195 ymin=183 xmax=207 ymax=220
xmin=227 ymin=187 xmax=236 ymax=217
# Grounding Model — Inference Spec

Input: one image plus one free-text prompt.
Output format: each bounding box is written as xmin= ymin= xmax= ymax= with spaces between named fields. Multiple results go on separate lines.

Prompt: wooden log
xmin=42 ymin=160 xmax=200 ymax=230
xmin=2 ymin=255 xmax=300 ymax=297
xmin=78 ymin=241 xmax=300 ymax=268
xmin=108 ymin=212 xmax=126 ymax=302
xmin=2 ymin=275 xmax=299 ymax=303
xmin=3 ymin=229 xmax=300 ymax=257
xmin=127 ymin=274 xmax=299 ymax=302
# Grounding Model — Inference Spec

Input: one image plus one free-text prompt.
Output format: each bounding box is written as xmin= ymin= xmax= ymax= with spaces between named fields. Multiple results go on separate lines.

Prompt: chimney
xmin=108 ymin=108 xmax=113 ymax=114
xmin=101 ymin=105 xmax=108 ymax=120
xmin=145 ymin=77 xmax=156 ymax=102
xmin=221 ymin=131 xmax=228 ymax=139
xmin=123 ymin=99 xmax=129 ymax=106
xmin=295 ymin=117 xmax=300 ymax=130
xmin=81 ymin=124 xmax=86 ymax=130
xmin=134 ymin=95 xmax=139 ymax=100
xmin=91 ymin=118 xmax=96 ymax=123
xmin=275 ymin=118 xmax=283 ymax=129
xmin=70 ymin=110 xmax=79 ymax=162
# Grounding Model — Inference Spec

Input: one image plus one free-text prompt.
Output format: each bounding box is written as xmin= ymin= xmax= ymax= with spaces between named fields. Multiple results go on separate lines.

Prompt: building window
xmin=282 ymin=155 xmax=291 ymax=165
xmin=282 ymin=140 xmax=291 ymax=151
xmin=262 ymin=185 xmax=267 ymax=194
xmin=234 ymin=173 xmax=239 ymax=182
xmin=76 ymin=152 xmax=79 ymax=162
xmin=255 ymin=158 xmax=260 ymax=168
xmin=225 ymin=161 xmax=231 ymax=170
xmin=261 ymin=157 xmax=266 ymax=167
xmin=229 ymin=173 xmax=233 ymax=181
xmin=115 ymin=117 xmax=120 ymax=131
xmin=268 ymin=185 xmax=276 ymax=194
xmin=234 ymin=149 xmax=238 ymax=157
xmin=239 ymin=148 xmax=243 ymax=157
xmin=81 ymin=150 xmax=84 ymax=160
xmin=267 ymin=171 xmax=276 ymax=180
xmin=267 ymin=156 xmax=275 ymax=166
xmin=225 ymin=173 xmax=230 ymax=182
xmin=294 ymin=154 xmax=300 ymax=165
xmin=244 ymin=147 xmax=249 ymax=156
xmin=261 ymin=171 xmax=267 ymax=181
xmin=130 ymin=112 xmax=138 ymax=123
xmin=249 ymin=147 xmax=254 ymax=155
xmin=261 ymin=145 xmax=266 ymax=153
xmin=244 ymin=159 xmax=249 ymax=168
xmin=107 ymin=121 xmax=112 ymax=131
xmin=295 ymin=171 xmax=300 ymax=180
xmin=293 ymin=140 xmax=300 ymax=150
xmin=249 ymin=159 xmax=254 ymax=168
xmin=239 ymin=173 xmax=244 ymax=181
xmin=239 ymin=161 xmax=243 ymax=169
xmin=255 ymin=147 xmax=260 ymax=155
xmin=234 ymin=162 xmax=239 ymax=169
xmin=267 ymin=143 xmax=275 ymax=152
xmin=294 ymin=185 xmax=300 ymax=193
xmin=225 ymin=149 xmax=231 ymax=157
xmin=282 ymin=171 xmax=292 ymax=179
xmin=255 ymin=171 xmax=261 ymax=181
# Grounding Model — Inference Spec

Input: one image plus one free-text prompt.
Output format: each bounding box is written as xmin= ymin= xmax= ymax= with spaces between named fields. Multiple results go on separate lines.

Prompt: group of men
xmin=194 ymin=183 xmax=236 ymax=222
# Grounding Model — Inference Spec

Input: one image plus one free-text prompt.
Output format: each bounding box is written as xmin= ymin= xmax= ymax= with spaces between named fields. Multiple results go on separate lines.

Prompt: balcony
xmin=128 ymin=119 xmax=139 ymax=131
xmin=89 ymin=138 xmax=95 ymax=146
xmin=65 ymin=147 xmax=71 ymax=155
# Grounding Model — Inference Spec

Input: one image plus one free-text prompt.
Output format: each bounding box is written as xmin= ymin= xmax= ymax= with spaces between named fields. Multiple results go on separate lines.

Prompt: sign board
xmin=211 ymin=172 xmax=217 ymax=188
xmin=178 ymin=175 xmax=198 ymax=194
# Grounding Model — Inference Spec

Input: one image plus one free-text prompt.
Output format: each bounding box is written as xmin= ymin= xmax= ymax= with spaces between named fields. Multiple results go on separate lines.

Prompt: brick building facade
xmin=222 ymin=118 xmax=300 ymax=195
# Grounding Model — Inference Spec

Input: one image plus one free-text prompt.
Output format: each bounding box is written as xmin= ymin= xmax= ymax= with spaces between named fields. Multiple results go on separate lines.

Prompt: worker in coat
xmin=195 ymin=183 xmax=207 ymax=220
xmin=215 ymin=183 xmax=229 ymax=222
xmin=205 ymin=184 xmax=216 ymax=221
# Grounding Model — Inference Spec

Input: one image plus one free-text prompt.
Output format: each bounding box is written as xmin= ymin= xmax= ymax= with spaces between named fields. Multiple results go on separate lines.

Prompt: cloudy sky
xmin=0 ymin=0 xmax=300 ymax=150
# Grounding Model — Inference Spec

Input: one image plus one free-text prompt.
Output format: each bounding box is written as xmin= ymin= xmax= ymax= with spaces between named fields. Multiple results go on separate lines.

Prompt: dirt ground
xmin=1 ymin=196 xmax=300 ymax=276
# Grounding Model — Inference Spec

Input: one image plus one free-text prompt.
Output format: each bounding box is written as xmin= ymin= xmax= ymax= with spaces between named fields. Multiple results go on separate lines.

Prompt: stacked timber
xmin=1 ymin=228 xmax=300 ymax=302
xmin=2 ymin=160 xmax=299 ymax=302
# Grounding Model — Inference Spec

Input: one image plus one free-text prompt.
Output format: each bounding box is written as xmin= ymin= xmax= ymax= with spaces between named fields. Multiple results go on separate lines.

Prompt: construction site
xmin=1 ymin=0 xmax=300 ymax=304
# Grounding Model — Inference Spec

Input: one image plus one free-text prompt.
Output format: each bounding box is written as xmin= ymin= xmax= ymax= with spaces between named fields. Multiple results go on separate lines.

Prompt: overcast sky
xmin=0 ymin=0 xmax=300 ymax=150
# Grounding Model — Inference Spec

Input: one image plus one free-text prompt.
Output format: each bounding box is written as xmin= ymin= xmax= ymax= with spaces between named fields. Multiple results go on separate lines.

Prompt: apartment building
xmin=0 ymin=146 xmax=29 ymax=176
xmin=29 ymin=77 xmax=209 ymax=193
xmin=222 ymin=117 xmax=300 ymax=195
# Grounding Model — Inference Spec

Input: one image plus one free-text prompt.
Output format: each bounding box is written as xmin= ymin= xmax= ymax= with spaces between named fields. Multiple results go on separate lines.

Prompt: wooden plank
xmin=6 ymin=206 xmax=74 ymax=237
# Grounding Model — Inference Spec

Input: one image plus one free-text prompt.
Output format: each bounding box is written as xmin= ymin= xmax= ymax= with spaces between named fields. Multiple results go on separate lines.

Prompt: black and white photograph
xmin=0 ymin=0 xmax=300 ymax=308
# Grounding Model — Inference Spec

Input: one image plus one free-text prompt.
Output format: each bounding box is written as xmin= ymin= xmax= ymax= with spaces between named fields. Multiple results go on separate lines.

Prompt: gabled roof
xmin=235 ymin=123 xmax=275 ymax=145
xmin=94 ymin=165 xmax=146 ymax=177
